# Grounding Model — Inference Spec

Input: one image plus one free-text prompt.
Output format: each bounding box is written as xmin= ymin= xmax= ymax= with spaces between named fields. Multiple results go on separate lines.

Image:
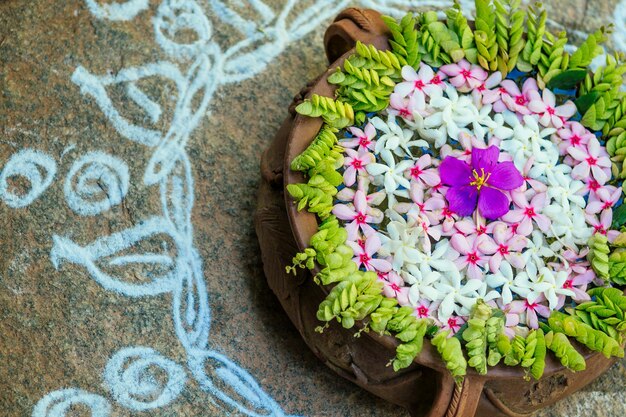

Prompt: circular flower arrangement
xmin=288 ymin=1 xmax=626 ymax=380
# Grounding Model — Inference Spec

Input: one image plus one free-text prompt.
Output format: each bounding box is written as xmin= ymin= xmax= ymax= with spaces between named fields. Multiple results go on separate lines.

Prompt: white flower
xmin=370 ymin=115 xmax=428 ymax=158
xmin=379 ymin=210 xmax=422 ymax=271
xmin=544 ymin=205 xmax=593 ymax=251
xmin=545 ymin=170 xmax=586 ymax=210
xmin=366 ymin=150 xmax=412 ymax=208
xmin=526 ymin=267 xmax=575 ymax=309
xmin=415 ymin=239 xmax=458 ymax=273
xmin=425 ymin=85 xmax=477 ymax=141
xmin=522 ymin=231 xmax=555 ymax=277
xmin=500 ymin=114 xmax=557 ymax=171
xmin=485 ymin=261 xmax=532 ymax=305
xmin=435 ymin=269 xmax=483 ymax=319
xmin=403 ymin=263 xmax=443 ymax=303
xmin=404 ymin=112 xmax=448 ymax=148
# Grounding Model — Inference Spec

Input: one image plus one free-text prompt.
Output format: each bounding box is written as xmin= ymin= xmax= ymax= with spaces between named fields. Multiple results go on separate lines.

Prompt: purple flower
xmin=439 ymin=146 xmax=524 ymax=220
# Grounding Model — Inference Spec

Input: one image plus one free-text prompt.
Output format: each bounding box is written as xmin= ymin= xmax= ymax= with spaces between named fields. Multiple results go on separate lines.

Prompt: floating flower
xmin=342 ymin=148 xmax=374 ymax=187
xmin=440 ymin=60 xmax=488 ymax=92
xmin=528 ymin=88 xmax=577 ymax=128
xmin=439 ymin=145 xmax=524 ymax=220
xmin=341 ymin=123 xmax=377 ymax=151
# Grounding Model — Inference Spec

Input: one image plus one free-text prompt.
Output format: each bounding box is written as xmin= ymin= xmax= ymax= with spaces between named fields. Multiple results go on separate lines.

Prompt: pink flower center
xmin=417 ymin=306 xmax=429 ymax=318
xmin=562 ymin=279 xmax=574 ymax=289
xmin=603 ymin=200 xmax=614 ymax=209
xmin=355 ymin=212 xmax=367 ymax=224
xmin=351 ymin=159 xmax=363 ymax=169
xmin=477 ymin=84 xmax=486 ymax=92
xmin=447 ymin=317 xmax=459 ymax=330
xmin=524 ymin=300 xmax=538 ymax=311
xmin=511 ymin=223 xmax=520 ymax=234
xmin=357 ymin=238 xmax=366 ymax=249
xmin=390 ymin=283 xmax=401 ymax=293
xmin=359 ymin=253 xmax=371 ymax=265
xmin=430 ymin=75 xmax=442 ymax=85
xmin=524 ymin=207 xmax=536 ymax=218
xmin=467 ymin=252 xmax=480 ymax=264
xmin=515 ymin=95 xmax=526 ymax=106
xmin=570 ymin=135 xmax=581 ymax=146
xmin=588 ymin=180 xmax=601 ymax=192
xmin=359 ymin=136 xmax=371 ymax=147
xmin=586 ymin=156 xmax=597 ymax=166
xmin=461 ymin=69 xmax=472 ymax=79
xmin=414 ymin=80 xmax=425 ymax=89
xmin=410 ymin=166 xmax=423 ymax=178
xmin=442 ymin=207 xmax=454 ymax=218
xmin=477 ymin=226 xmax=487 ymax=235
xmin=547 ymin=107 xmax=556 ymax=115
xmin=594 ymin=225 xmax=607 ymax=235
xmin=399 ymin=108 xmax=411 ymax=118
xmin=498 ymin=245 xmax=509 ymax=255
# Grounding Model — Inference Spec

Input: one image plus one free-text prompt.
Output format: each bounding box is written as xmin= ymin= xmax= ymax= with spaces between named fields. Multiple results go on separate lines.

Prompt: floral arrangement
xmin=287 ymin=0 xmax=626 ymax=381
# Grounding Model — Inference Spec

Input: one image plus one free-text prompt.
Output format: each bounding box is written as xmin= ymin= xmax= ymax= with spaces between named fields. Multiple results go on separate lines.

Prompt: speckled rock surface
xmin=0 ymin=1 xmax=625 ymax=416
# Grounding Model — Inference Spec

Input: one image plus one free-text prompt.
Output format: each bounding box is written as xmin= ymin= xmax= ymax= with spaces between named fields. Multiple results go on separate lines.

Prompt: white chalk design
xmin=0 ymin=149 xmax=57 ymax=209
xmin=83 ymin=0 xmax=149 ymax=21
xmin=64 ymin=151 xmax=129 ymax=216
xmin=32 ymin=389 xmax=111 ymax=417
xmin=33 ymin=0 xmax=626 ymax=416
xmin=104 ymin=347 xmax=187 ymax=411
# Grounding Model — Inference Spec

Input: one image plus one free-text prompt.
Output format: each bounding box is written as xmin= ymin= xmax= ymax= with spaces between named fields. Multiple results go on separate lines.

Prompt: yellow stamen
xmin=469 ymin=168 xmax=491 ymax=190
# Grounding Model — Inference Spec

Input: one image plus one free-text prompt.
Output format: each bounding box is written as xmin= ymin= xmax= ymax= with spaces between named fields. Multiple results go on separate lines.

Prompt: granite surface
xmin=0 ymin=0 xmax=625 ymax=416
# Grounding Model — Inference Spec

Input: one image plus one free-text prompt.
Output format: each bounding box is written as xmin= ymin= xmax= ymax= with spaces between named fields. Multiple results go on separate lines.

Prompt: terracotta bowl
xmin=255 ymin=8 xmax=617 ymax=417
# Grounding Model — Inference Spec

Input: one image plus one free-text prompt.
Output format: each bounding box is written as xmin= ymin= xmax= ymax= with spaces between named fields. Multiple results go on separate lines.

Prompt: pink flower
xmin=555 ymin=122 xmax=594 ymax=155
xmin=499 ymin=78 xmax=538 ymax=115
xmin=389 ymin=91 xmax=426 ymax=119
xmin=472 ymin=72 xmax=503 ymax=107
xmin=450 ymin=234 xmax=490 ymax=280
xmin=586 ymin=185 xmax=621 ymax=214
xmin=478 ymin=222 xmax=528 ymax=272
xmin=585 ymin=209 xmax=620 ymax=242
xmin=379 ymin=271 xmax=410 ymax=305
xmin=502 ymin=191 xmax=551 ymax=235
xmin=343 ymin=148 xmax=375 ymax=187
xmin=395 ymin=64 xmax=445 ymax=100
xmin=508 ymin=296 xmax=551 ymax=329
xmin=520 ymin=157 xmax=548 ymax=193
xmin=405 ymin=183 xmax=446 ymax=224
xmin=342 ymin=123 xmax=376 ymax=151
xmin=560 ymin=270 xmax=593 ymax=302
xmin=442 ymin=315 xmax=466 ymax=335
xmin=568 ymin=137 xmax=612 ymax=184
xmin=528 ymin=88 xmax=577 ymax=128
xmin=413 ymin=299 xmax=436 ymax=319
xmin=404 ymin=154 xmax=440 ymax=187
xmin=440 ymin=60 xmax=488 ymax=92
xmin=333 ymin=190 xmax=381 ymax=240
xmin=336 ymin=177 xmax=386 ymax=206
xmin=347 ymin=234 xmax=392 ymax=273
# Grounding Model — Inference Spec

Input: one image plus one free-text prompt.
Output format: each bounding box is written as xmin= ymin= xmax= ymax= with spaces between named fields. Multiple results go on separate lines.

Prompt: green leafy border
xmin=287 ymin=0 xmax=626 ymax=381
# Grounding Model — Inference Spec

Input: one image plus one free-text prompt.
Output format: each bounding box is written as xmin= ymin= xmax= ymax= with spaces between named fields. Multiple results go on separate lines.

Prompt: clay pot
xmin=255 ymin=8 xmax=617 ymax=417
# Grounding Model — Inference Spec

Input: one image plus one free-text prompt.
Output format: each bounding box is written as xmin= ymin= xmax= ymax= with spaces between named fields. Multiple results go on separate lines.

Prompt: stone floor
xmin=0 ymin=0 xmax=625 ymax=416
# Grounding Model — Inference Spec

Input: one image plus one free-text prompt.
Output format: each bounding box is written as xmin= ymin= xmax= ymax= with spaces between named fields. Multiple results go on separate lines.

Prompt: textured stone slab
xmin=0 ymin=1 xmax=625 ymax=416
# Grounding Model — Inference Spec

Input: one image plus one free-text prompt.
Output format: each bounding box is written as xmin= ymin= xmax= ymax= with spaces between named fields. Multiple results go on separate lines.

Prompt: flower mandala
xmin=289 ymin=3 xmax=626 ymax=380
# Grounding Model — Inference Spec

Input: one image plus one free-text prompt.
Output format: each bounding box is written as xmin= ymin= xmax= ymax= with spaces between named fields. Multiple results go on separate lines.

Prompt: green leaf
xmin=575 ymin=91 xmax=601 ymax=116
xmin=612 ymin=204 xmax=626 ymax=229
xmin=546 ymin=69 xmax=588 ymax=90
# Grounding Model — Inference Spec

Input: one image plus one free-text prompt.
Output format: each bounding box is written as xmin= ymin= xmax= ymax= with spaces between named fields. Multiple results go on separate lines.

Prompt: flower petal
xmin=478 ymin=187 xmax=511 ymax=220
xmin=487 ymin=161 xmax=524 ymax=190
xmin=446 ymin=185 xmax=478 ymax=217
xmin=472 ymin=145 xmax=499 ymax=173
xmin=439 ymin=156 xmax=472 ymax=186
